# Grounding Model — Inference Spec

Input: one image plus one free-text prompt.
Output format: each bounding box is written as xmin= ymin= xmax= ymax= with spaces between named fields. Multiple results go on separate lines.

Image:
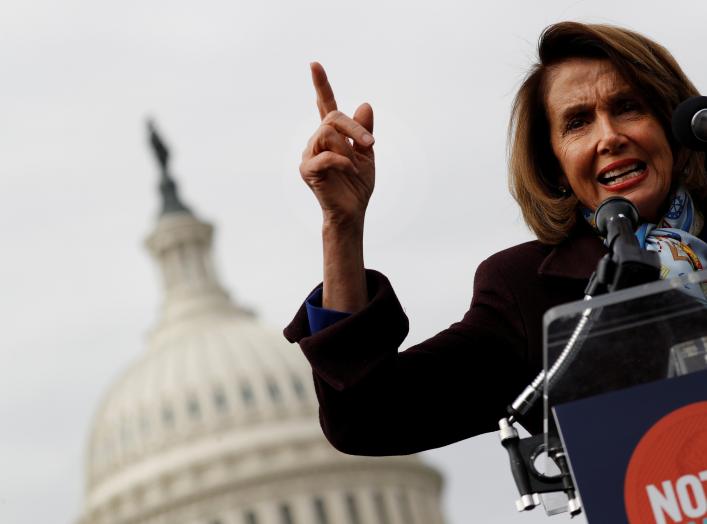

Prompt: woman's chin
xmin=626 ymin=197 xmax=662 ymax=223
xmin=599 ymin=186 xmax=669 ymax=224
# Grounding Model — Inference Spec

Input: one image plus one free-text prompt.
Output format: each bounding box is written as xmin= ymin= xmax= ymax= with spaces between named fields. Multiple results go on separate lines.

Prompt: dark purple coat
xmin=284 ymin=222 xmax=607 ymax=455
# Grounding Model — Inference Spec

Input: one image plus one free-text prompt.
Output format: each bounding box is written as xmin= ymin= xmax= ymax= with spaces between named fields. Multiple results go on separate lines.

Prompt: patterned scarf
xmin=583 ymin=187 xmax=707 ymax=300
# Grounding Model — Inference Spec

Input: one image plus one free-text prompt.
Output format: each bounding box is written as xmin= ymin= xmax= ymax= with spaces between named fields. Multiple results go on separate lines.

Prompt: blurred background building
xmin=76 ymin=126 xmax=445 ymax=524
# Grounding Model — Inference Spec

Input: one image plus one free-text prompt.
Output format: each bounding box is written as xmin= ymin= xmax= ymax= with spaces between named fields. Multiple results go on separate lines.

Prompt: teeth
xmin=599 ymin=162 xmax=646 ymax=185
xmin=604 ymin=170 xmax=643 ymax=186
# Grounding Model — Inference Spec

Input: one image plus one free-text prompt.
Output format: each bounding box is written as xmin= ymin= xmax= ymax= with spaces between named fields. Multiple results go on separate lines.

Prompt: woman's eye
xmin=618 ymin=100 xmax=640 ymax=113
xmin=565 ymin=118 xmax=585 ymax=132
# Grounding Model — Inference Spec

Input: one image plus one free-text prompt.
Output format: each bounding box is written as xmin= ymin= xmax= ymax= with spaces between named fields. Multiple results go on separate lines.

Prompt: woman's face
xmin=545 ymin=58 xmax=674 ymax=222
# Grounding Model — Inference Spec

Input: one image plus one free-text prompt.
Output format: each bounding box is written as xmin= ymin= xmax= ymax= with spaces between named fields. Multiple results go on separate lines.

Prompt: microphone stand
xmin=498 ymin=198 xmax=660 ymax=516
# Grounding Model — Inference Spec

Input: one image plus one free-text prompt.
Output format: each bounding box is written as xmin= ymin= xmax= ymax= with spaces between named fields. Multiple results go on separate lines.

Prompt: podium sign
xmin=553 ymin=370 xmax=707 ymax=524
xmin=543 ymin=271 xmax=707 ymax=520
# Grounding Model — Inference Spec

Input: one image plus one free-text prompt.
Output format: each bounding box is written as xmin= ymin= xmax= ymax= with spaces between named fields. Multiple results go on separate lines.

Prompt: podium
xmin=542 ymin=271 xmax=707 ymax=523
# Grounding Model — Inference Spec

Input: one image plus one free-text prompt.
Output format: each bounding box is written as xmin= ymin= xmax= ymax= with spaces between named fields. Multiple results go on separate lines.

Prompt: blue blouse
xmin=305 ymin=286 xmax=351 ymax=335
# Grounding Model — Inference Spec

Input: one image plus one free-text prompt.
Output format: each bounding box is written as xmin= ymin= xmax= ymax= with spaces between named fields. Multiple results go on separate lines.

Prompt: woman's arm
xmin=291 ymin=65 xmax=538 ymax=455
xmin=299 ymin=63 xmax=375 ymax=313
xmin=287 ymin=262 xmax=533 ymax=456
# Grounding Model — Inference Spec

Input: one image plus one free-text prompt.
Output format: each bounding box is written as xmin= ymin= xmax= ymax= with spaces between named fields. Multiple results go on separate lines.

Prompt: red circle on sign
xmin=624 ymin=401 xmax=707 ymax=523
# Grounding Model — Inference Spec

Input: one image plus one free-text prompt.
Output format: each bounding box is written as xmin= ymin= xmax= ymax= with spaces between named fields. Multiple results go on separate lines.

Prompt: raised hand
xmin=300 ymin=62 xmax=375 ymax=228
xmin=298 ymin=62 xmax=375 ymax=312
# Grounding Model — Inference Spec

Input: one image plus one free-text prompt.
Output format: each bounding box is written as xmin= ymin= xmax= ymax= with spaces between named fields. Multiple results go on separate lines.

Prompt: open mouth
xmin=598 ymin=161 xmax=647 ymax=186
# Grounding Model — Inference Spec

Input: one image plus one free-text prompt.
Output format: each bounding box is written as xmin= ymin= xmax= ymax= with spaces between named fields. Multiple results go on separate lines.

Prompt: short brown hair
xmin=509 ymin=22 xmax=705 ymax=244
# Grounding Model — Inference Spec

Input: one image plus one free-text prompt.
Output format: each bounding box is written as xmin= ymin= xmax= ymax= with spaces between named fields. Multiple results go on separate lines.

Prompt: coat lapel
xmin=538 ymin=223 xmax=607 ymax=280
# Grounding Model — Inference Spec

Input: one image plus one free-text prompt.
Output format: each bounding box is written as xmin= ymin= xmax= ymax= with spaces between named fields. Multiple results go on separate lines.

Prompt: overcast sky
xmin=2 ymin=1 xmax=707 ymax=523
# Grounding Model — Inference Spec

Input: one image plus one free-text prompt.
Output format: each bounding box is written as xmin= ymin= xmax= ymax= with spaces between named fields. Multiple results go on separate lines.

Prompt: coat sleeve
xmin=283 ymin=262 xmax=533 ymax=456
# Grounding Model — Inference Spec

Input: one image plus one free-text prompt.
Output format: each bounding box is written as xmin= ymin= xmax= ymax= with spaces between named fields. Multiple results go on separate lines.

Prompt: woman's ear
xmin=556 ymin=174 xmax=571 ymax=196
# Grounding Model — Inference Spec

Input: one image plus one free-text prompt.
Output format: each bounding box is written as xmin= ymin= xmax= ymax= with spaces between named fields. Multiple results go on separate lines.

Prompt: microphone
xmin=593 ymin=197 xmax=660 ymax=291
xmin=594 ymin=196 xmax=639 ymax=246
xmin=672 ymin=96 xmax=707 ymax=151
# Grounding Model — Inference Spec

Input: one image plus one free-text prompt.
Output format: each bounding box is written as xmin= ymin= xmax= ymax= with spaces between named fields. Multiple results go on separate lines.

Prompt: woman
xmin=284 ymin=22 xmax=707 ymax=455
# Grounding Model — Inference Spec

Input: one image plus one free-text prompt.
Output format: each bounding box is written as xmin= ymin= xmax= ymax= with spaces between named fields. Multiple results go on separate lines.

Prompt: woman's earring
xmin=558 ymin=185 xmax=569 ymax=196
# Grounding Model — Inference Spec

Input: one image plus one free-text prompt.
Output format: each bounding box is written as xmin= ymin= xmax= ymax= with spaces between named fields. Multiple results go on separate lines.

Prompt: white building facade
xmin=78 ymin=135 xmax=445 ymax=524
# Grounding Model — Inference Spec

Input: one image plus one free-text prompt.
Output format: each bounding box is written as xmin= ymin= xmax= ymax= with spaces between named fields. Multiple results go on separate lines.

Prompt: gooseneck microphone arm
xmin=508 ymin=198 xmax=658 ymax=422
xmin=498 ymin=197 xmax=660 ymax=516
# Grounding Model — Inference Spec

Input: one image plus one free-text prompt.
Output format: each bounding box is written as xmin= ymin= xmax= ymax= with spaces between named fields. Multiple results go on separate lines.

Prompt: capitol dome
xmin=78 ymin=125 xmax=445 ymax=524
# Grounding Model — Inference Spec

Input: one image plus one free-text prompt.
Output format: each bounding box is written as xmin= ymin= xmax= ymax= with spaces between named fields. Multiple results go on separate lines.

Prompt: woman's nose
xmin=595 ymin=115 xmax=628 ymax=155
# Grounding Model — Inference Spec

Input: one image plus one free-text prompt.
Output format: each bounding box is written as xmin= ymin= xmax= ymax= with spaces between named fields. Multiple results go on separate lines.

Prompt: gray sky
xmin=2 ymin=1 xmax=706 ymax=522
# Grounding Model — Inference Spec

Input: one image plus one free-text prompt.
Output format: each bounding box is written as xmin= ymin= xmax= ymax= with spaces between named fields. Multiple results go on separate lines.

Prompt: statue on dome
xmin=147 ymin=119 xmax=170 ymax=173
xmin=146 ymin=118 xmax=190 ymax=215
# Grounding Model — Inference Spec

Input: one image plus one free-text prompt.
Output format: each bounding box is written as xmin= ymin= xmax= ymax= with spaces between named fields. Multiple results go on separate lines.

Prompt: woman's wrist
xmin=322 ymin=212 xmax=365 ymax=238
xmin=321 ymin=216 xmax=367 ymax=313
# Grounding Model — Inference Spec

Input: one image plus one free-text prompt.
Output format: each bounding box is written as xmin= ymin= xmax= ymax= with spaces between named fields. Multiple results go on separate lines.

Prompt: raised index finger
xmin=311 ymin=62 xmax=338 ymax=120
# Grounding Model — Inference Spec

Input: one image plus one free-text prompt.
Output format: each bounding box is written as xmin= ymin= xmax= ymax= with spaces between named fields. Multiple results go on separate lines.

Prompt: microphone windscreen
xmin=595 ymin=196 xmax=639 ymax=236
xmin=672 ymin=96 xmax=707 ymax=151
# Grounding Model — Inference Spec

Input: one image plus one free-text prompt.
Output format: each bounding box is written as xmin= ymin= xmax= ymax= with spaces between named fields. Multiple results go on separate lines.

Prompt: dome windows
xmin=292 ymin=376 xmax=307 ymax=401
xmin=313 ymin=497 xmax=329 ymax=524
xmin=279 ymin=503 xmax=294 ymax=524
xmin=187 ymin=395 xmax=201 ymax=420
xmin=373 ymin=491 xmax=391 ymax=524
xmin=266 ymin=378 xmax=282 ymax=404
xmin=139 ymin=412 xmax=150 ymax=436
xmin=212 ymin=386 xmax=229 ymax=412
xmin=240 ymin=381 xmax=255 ymax=406
xmin=344 ymin=493 xmax=361 ymax=524
xmin=96 ymin=372 xmax=317 ymax=476
xmin=162 ymin=405 xmax=175 ymax=428
xmin=397 ymin=490 xmax=415 ymax=524
xmin=244 ymin=509 xmax=258 ymax=524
